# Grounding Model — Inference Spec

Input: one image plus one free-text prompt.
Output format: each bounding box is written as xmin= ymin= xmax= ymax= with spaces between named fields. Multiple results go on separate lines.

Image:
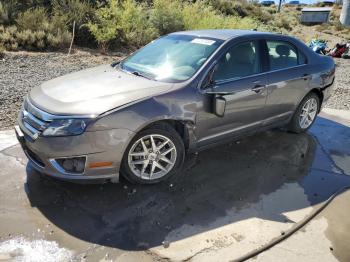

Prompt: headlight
xmin=42 ymin=119 xmax=91 ymax=137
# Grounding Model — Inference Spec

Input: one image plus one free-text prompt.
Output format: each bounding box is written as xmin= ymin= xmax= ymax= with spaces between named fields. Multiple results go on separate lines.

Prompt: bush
xmin=210 ymin=0 xmax=249 ymax=17
xmin=15 ymin=7 xmax=49 ymax=31
xmin=0 ymin=0 xmax=20 ymax=25
xmin=247 ymin=5 xmax=273 ymax=24
xmin=0 ymin=44 xmax=5 ymax=58
xmin=86 ymin=0 xmax=120 ymax=53
xmin=52 ymin=0 xmax=94 ymax=25
xmin=0 ymin=25 xmax=18 ymax=51
xmin=183 ymin=1 xmax=256 ymax=30
xmin=0 ymin=1 xmax=8 ymax=24
xmin=52 ymin=0 xmax=95 ymax=46
xmin=149 ymin=0 xmax=184 ymax=35
xmin=0 ymin=6 xmax=71 ymax=51
xmin=119 ymin=0 xmax=157 ymax=47
xmin=46 ymin=30 xmax=71 ymax=48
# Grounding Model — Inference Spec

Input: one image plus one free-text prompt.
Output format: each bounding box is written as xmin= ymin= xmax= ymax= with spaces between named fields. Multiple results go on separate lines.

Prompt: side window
xmin=267 ymin=40 xmax=305 ymax=71
xmin=298 ymin=51 xmax=307 ymax=65
xmin=213 ymin=41 xmax=261 ymax=82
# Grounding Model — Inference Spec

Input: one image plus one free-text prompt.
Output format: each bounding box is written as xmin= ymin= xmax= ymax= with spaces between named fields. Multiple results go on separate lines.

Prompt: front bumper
xmin=15 ymin=124 xmax=134 ymax=183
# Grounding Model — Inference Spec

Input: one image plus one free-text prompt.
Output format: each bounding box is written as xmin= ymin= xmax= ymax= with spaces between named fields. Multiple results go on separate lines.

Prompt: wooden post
xmin=278 ymin=0 xmax=283 ymax=13
xmin=68 ymin=20 xmax=76 ymax=55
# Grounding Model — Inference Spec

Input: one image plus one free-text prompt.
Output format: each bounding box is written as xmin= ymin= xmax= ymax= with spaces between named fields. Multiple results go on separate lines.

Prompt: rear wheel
xmin=288 ymin=92 xmax=320 ymax=133
xmin=121 ymin=124 xmax=185 ymax=184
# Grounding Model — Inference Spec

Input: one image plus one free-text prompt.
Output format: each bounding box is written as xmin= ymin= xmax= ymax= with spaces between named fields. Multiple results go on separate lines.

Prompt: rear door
xmin=263 ymin=39 xmax=309 ymax=125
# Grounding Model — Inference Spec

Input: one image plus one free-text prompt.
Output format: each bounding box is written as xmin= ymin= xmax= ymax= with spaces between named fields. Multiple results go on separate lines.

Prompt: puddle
xmin=0 ymin=237 xmax=73 ymax=262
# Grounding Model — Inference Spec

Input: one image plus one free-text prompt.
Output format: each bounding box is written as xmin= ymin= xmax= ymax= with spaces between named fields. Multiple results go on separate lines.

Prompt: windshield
xmin=120 ymin=34 xmax=223 ymax=82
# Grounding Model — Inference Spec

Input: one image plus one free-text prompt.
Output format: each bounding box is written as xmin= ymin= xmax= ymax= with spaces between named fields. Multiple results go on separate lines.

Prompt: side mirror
xmin=214 ymin=96 xmax=226 ymax=117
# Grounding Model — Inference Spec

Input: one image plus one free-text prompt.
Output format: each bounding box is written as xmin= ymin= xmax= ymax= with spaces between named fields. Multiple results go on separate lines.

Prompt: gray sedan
xmin=15 ymin=30 xmax=335 ymax=184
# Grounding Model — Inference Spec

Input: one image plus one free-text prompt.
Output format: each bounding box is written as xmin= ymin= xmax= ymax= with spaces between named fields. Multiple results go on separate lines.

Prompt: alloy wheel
xmin=127 ymin=134 xmax=177 ymax=180
xmin=299 ymin=97 xmax=318 ymax=129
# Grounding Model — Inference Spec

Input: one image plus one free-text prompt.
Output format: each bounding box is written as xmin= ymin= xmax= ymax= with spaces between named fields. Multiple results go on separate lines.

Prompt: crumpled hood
xmin=29 ymin=64 xmax=173 ymax=116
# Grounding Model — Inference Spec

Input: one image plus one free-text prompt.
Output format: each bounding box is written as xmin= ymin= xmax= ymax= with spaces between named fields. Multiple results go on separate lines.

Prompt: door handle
xmin=251 ymin=84 xmax=266 ymax=93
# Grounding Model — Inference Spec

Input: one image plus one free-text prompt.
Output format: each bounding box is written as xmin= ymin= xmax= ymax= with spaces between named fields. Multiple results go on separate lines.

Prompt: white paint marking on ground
xmin=0 ymin=130 xmax=18 ymax=151
xmin=0 ymin=237 xmax=73 ymax=262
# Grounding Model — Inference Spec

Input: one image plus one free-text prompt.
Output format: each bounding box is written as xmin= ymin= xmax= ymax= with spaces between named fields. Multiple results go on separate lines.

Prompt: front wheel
xmin=121 ymin=124 xmax=185 ymax=184
xmin=288 ymin=92 xmax=320 ymax=133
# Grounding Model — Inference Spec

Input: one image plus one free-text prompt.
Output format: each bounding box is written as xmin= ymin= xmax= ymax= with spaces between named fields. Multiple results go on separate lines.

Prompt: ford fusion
xmin=15 ymin=30 xmax=335 ymax=184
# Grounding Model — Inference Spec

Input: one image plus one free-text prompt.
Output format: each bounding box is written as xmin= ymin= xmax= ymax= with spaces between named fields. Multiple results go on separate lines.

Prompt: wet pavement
xmin=0 ymin=108 xmax=350 ymax=261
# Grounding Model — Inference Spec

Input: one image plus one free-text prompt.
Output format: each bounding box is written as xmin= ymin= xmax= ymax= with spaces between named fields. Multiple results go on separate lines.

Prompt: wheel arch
xmin=131 ymin=118 xmax=196 ymax=152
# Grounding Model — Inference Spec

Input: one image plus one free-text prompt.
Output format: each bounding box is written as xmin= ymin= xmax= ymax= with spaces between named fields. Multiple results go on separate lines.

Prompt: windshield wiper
xmin=131 ymin=70 xmax=153 ymax=80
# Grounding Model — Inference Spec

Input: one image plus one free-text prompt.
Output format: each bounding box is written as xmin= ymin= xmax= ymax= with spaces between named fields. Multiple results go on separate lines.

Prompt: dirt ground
xmin=0 ymin=108 xmax=350 ymax=261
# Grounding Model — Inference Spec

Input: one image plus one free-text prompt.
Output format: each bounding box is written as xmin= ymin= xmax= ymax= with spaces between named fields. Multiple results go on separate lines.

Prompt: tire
xmin=121 ymin=123 xmax=185 ymax=184
xmin=287 ymin=92 xmax=320 ymax=134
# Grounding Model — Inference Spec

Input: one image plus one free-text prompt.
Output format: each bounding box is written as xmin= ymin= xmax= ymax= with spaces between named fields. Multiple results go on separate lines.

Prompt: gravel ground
xmin=0 ymin=51 xmax=116 ymax=130
xmin=0 ymin=51 xmax=349 ymax=130
xmin=325 ymin=58 xmax=350 ymax=110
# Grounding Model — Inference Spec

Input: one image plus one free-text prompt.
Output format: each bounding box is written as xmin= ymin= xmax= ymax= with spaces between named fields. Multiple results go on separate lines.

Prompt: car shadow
xmin=25 ymin=116 xmax=350 ymax=251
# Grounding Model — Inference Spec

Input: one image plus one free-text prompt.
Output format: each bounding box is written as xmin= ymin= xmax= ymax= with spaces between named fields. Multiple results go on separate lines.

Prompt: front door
xmin=196 ymin=40 xmax=268 ymax=147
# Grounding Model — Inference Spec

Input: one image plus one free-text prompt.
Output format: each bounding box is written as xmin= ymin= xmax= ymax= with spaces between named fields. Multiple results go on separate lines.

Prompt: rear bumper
xmin=15 ymin=124 xmax=134 ymax=183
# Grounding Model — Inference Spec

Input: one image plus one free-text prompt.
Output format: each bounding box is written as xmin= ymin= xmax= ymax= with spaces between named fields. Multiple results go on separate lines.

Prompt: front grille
xmin=22 ymin=110 xmax=47 ymax=131
xmin=19 ymin=98 xmax=51 ymax=139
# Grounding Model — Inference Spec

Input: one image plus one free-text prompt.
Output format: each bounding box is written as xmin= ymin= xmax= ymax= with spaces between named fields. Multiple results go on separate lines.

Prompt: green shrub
xmin=0 ymin=1 xmax=8 ymax=24
xmin=0 ymin=44 xmax=5 ymax=58
xmin=183 ymin=1 xmax=256 ymax=30
xmin=119 ymin=0 xmax=157 ymax=47
xmin=0 ymin=0 xmax=20 ymax=25
xmin=149 ymin=0 xmax=184 ymax=35
xmin=16 ymin=30 xmax=48 ymax=49
xmin=52 ymin=0 xmax=94 ymax=25
xmin=1 ymin=5 xmax=71 ymax=51
xmin=247 ymin=5 xmax=273 ymax=23
xmin=86 ymin=0 xmax=120 ymax=53
xmin=210 ymin=0 xmax=249 ymax=17
xmin=0 ymin=25 xmax=18 ymax=50
xmin=52 ymin=0 xmax=95 ymax=46
xmin=50 ymin=12 xmax=70 ymax=32
xmin=87 ymin=0 xmax=158 ymax=52
xmin=47 ymin=30 xmax=71 ymax=48
xmin=182 ymin=2 xmax=226 ymax=29
xmin=15 ymin=7 xmax=50 ymax=31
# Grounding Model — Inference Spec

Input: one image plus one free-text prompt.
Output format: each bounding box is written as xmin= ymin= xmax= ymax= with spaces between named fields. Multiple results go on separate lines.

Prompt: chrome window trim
xmin=213 ymin=64 xmax=307 ymax=86
xmin=200 ymin=36 xmax=308 ymax=88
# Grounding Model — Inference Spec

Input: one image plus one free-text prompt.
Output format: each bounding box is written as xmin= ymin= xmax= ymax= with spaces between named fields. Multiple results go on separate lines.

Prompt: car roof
xmin=169 ymin=29 xmax=278 ymax=41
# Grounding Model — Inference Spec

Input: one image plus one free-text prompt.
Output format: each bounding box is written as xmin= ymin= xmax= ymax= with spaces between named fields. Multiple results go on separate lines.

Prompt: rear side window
xmin=267 ymin=40 xmax=306 ymax=71
xmin=298 ymin=51 xmax=307 ymax=65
